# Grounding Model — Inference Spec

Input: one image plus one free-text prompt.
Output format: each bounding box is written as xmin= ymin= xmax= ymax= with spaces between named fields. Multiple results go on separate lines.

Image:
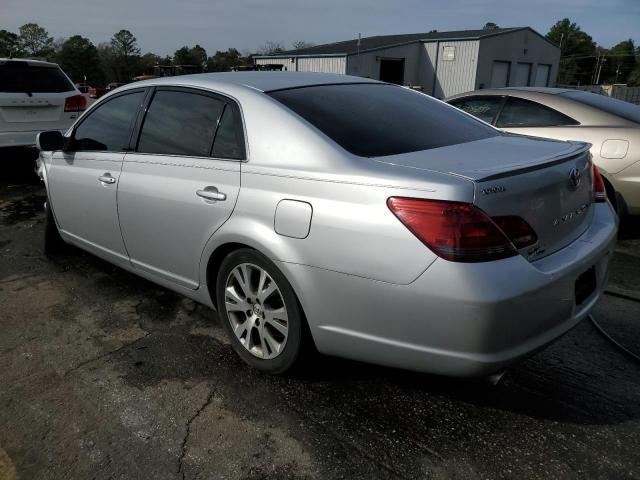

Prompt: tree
xmin=109 ymin=29 xmax=140 ymax=81
xmin=258 ymin=41 xmax=285 ymax=55
xmin=604 ymin=39 xmax=636 ymax=84
xmin=546 ymin=19 xmax=597 ymax=85
xmin=57 ymin=35 xmax=104 ymax=85
xmin=206 ymin=48 xmax=249 ymax=72
xmin=173 ymin=45 xmax=207 ymax=70
xmin=18 ymin=23 xmax=53 ymax=58
xmin=0 ymin=30 xmax=21 ymax=57
xmin=135 ymin=52 xmax=162 ymax=76
xmin=97 ymin=42 xmax=118 ymax=84
xmin=483 ymin=22 xmax=499 ymax=30
xmin=291 ymin=41 xmax=314 ymax=50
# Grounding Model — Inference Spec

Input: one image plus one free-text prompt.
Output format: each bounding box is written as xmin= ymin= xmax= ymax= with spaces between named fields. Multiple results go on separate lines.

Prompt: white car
xmin=0 ymin=58 xmax=86 ymax=150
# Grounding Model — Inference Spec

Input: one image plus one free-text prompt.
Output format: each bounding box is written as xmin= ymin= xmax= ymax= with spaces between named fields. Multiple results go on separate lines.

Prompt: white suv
xmin=0 ymin=58 xmax=86 ymax=149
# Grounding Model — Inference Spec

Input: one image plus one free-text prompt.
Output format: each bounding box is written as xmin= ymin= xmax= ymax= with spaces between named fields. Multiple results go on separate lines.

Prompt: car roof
xmin=124 ymin=71 xmax=382 ymax=93
xmin=0 ymin=58 xmax=59 ymax=68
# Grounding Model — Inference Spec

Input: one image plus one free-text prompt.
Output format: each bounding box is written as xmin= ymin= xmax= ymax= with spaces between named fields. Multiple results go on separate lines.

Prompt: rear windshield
xmin=268 ymin=83 xmax=497 ymax=157
xmin=0 ymin=62 xmax=75 ymax=93
xmin=561 ymin=90 xmax=640 ymax=124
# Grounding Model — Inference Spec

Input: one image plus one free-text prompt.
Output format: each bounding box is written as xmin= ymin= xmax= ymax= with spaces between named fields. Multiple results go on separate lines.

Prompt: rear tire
xmin=43 ymin=201 xmax=66 ymax=256
xmin=216 ymin=248 xmax=307 ymax=374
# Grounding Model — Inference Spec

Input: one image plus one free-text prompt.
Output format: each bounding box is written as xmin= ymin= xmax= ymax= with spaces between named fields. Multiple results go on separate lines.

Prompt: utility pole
xmin=596 ymin=57 xmax=606 ymax=85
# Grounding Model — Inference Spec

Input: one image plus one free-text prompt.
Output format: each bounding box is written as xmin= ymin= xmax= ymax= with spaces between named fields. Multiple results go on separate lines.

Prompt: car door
xmin=47 ymin=89 xmax=147 ymax=264
xmin=117 ymin=87 xmax=243 ymax=289
xmin=494 ymin=96 xmax=580 ymax=137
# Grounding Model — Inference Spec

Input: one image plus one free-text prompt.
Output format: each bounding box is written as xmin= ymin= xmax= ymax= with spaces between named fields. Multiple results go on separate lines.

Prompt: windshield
xmin=268 ymin=83 xmax=498 ymax=157
xmin=561 ymin=90 xmax=640 ymax=124
xmin=0 ymin=62 xmax=75 ymax=93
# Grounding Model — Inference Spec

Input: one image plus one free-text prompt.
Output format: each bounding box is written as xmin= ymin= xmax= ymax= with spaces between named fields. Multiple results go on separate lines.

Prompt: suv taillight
xmin=387 ymin=197 xmax=520 ymax=262
xmin=592 ymin=165 xmax=607 ymax=203
xmin=64 ymin=94 xmax=87 ymax=112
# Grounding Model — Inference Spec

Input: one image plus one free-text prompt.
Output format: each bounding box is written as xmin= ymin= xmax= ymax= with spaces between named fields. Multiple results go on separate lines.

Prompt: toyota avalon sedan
xmin=448 ymin=88 xmax=640 ymax=216
xmin=36 ymin=73 xmax=617 ymax=377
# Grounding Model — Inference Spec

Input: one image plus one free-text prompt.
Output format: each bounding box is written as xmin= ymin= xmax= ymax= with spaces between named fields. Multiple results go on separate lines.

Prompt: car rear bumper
xmin=0 ymin=129 xmax=67 ymax=149
xmin=281 ymin=202 xmax=618 ymax=377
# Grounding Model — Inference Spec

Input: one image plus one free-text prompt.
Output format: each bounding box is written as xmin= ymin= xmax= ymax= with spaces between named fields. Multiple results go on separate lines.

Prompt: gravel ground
xmin=1 ymin=151 xmax=639 ymax=480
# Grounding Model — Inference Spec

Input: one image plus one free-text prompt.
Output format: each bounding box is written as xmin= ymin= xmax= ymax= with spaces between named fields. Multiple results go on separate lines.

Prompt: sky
xmin=1 ymin=0 xmax=638 ymax=56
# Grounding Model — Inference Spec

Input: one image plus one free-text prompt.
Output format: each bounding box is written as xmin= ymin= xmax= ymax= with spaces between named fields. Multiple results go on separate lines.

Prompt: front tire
xmin=216 ymin=248 xmax=306 ymax=374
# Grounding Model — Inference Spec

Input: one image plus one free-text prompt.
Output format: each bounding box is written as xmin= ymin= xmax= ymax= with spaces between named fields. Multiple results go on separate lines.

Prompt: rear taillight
xmin=64 ymin=94 xmax=87 ymax=112
xmin=387 ymin=197 xmax=518 ymax=262
xmin=492 ymin=216 xmax=538 ymax=249
xmin=592 ymin=165 xmax=607 ymax=203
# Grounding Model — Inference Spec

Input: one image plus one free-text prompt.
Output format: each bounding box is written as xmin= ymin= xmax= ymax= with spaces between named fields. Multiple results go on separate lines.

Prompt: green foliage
xmin=56 ymin=35 xmax=104 ymax=85
xmin=135 ymin=52 xmax=162 ymax=75
xmin=483 ymin=22 xmax=499 ymax=30
xmin=206 ymin=48 xmax=250 ymax=72
xmin=173 ymin=45 xmax=207 ymax=70
xmin=603 ymin=39 xmax=636 ymax=84
xmin=18 ymin=23 xmax=54 ymax=58
xmin=109 ymin=30 xmax=141 ymax=81
xmin=0 ymin=29 xmax=21 ymax=57
xmin=547 ymin=18 xmax=597 ymax=84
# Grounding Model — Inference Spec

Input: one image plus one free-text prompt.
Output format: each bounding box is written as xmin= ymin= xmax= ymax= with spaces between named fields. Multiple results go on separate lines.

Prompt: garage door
xmin=490 ymin=61 xmax=510 ymax=88
xmin=534 ymin=64 xmax=551 ymax=87
xmin=514 ymin=63 xmax=532 ymax=86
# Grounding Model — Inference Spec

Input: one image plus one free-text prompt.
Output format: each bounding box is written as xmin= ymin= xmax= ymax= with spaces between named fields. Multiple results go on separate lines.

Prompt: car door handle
xmin=196 ymin=187 xmax=227 ymax=202
xmin=98 ymin=173 xmax=116 ymax=185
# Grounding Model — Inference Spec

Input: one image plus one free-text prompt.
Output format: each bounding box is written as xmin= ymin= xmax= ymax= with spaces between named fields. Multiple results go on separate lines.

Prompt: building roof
xmin=256 ymin=27 xmax=542 ymax=58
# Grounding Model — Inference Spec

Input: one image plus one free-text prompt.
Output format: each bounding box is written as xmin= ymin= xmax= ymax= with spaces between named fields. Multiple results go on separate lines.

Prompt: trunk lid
xmin=373 ymin=134 xmax=594 ymax=260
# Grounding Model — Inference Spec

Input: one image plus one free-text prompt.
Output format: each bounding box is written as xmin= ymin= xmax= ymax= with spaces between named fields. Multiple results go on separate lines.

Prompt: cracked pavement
xmin=1 ymin=152 xmax=640 ymax=479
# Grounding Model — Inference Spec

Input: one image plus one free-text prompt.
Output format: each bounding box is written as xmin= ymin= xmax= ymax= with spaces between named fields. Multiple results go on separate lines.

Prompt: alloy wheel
xmin=224 ymin=263 xmax=289 ymax=359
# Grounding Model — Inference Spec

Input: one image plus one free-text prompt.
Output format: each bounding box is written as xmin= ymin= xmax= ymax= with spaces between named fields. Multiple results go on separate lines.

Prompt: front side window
xmin=449 ymin=96 xmax=503 ymax=124
xmin=73 ymin=91 xmax=144 ymax=151
xmin=496 ymin=97 xmax=579 ymax=128
xmin=268 ymin=83 xmax=497 ymax=157
xmin=137 ymin=90 xmax=225 ymax=157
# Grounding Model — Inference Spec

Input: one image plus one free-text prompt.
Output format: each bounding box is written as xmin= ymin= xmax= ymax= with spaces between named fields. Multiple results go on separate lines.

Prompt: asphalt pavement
xmin=1 ymin=151 xmax=639 ymax=480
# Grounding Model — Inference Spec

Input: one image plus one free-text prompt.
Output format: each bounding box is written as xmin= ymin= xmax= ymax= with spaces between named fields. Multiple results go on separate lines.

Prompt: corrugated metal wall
xmin=432 ymin=40 xmax=479 ymax=99
xmin=476 ymin=31 xmax=561 ymax=90
xmin=345 ymin=43 xmax=422 ymax=85
xmin=255 ymin=56 xmax=346 ymax=74
xmin=254 ymin=57 xmax=295 ymax=71
xmin=297 ymin=57 xmax=346 ymax=74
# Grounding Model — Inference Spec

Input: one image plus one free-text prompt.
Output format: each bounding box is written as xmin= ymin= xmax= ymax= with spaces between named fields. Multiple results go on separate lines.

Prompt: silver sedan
xmin=447 ymin=88 xmax=640 ymax=216
xmin=36 ymin=73 xmax=617 ymax=377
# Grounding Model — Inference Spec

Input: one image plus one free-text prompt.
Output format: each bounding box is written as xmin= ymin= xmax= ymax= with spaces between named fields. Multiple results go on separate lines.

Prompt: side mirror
xmin=36 ymin=130 xmax=65 ymax=151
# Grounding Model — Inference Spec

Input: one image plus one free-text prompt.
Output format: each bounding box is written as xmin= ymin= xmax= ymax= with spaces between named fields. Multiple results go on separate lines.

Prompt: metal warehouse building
xmin=254 ymin=27 xmax=560 ymax=99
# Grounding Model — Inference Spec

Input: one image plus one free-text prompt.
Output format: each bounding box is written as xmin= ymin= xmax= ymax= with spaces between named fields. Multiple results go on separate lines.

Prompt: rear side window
xmin=496 ymin=97 xmax=579 ymax=128
xmin=0 ymin=62 xmax=75 ymax=93
xmin=211 ymin=105 xmax=245 ymax=160
xmin=73 ymin=91 xmax=144 ymax=151
xmin=268 ymin=84 xmax=497 ymax=157
xmin=137 ymin=90 xmax=225 ymax=157
xmin=449 ymin=96 xmax=503 ymax=124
